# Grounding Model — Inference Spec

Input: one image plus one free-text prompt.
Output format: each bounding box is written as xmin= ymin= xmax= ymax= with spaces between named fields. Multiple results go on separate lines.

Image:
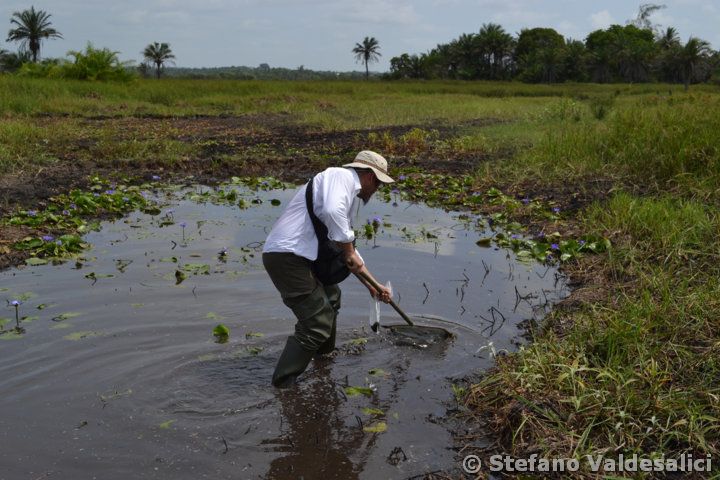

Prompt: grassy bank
xmin=466 ymin=91 xmax=720 ymax=477
xmin=1 ymin=77 xmax=720 ymax=477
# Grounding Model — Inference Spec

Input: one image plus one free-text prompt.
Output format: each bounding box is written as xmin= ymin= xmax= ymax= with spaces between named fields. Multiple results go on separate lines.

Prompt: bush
xmin=63 ymin=43 xmax=134 ymax=81
xmin=15 ymin=43 xmax=135 ymax=82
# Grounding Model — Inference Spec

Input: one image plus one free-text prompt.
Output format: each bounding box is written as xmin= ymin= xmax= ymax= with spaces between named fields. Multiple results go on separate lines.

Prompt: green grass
xmin=464 ymin=88 xmax=720 ymax=476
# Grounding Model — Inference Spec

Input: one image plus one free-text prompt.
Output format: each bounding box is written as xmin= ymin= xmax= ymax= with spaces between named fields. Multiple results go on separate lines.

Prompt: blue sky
xmin=2 ymin=0 xmax=718 ymax=71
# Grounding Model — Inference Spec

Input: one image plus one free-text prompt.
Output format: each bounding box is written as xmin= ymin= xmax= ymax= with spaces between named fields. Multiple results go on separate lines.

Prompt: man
xmin=262 ymin=150 xmax=393 ymax=387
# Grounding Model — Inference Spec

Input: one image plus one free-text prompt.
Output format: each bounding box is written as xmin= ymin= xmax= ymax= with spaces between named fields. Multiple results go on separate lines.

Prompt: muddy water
xmin=0 ymin=184 xmax=568 ymax=479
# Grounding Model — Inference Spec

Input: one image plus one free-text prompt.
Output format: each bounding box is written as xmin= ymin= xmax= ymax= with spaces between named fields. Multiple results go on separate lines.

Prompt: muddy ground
xmin=0 ymin=112 xmax=614 ymax=280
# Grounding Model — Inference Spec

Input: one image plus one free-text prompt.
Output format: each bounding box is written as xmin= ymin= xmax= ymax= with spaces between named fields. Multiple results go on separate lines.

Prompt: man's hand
xmin=373 ymin=284 xmax=392 ymax=304
xmin=345 ymin=250 xmax=364 ymax=274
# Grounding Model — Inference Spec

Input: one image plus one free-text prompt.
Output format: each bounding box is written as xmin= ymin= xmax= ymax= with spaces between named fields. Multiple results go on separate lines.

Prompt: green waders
xmin=263 ymin=252 xmax=342 ymax=387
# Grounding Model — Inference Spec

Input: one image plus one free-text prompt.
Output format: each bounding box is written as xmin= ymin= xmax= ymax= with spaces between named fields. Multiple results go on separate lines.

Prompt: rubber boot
xmin=316 ymin=285 xmax=341 ymax=356
xmin=272 ymin=336 xmax=315 ymax=388
xmin=273 ymin=286 xmax=335 ymax=387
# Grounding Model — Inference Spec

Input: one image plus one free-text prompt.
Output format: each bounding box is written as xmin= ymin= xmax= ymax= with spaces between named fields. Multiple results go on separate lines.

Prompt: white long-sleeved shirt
xmin=262 ymin=167 xmax=362 ymax=261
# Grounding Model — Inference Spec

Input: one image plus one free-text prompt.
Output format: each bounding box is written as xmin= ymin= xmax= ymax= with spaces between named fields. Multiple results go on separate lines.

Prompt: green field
xmin=2 ymin=77 xmax=720 ymax=476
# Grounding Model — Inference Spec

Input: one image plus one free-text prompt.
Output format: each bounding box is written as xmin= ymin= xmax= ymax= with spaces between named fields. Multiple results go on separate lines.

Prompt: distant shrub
xmin=63 ymin=43 xmax=135 ymax=81
xmin=15 ymin=43 xmax=134 ymax=82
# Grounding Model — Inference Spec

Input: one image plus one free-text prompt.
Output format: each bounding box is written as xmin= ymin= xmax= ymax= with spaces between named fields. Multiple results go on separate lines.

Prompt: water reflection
xmin=265 ymin=362 xmax=364 ymax=480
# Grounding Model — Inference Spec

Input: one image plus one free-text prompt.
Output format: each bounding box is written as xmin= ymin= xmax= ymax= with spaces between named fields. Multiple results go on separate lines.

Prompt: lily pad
xmin=361 ymin=407 xmax=384 ymax=416
xmin=476 ymin=238 xmax=492 ymax=247
xmin=344 ymin=386 xmax=373 ymax=397
xmin=363 ymin=421 xmax=387 ymax=433
xmin=159 ymin=420 xmax=175 ymax=429
xmin=25 ymin=257 xmax=48 ymax=266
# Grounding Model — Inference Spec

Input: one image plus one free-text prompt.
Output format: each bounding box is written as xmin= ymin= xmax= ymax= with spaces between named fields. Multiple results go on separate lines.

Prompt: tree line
xmin=0 ymin=6 xmax=175 ymax=79
xmin=387 ymin=6 xmax=718 ymax=88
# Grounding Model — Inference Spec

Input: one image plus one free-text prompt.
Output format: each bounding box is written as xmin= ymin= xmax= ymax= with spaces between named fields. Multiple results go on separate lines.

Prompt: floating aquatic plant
xmin=213 ymin=324 xmax=230 ymax=343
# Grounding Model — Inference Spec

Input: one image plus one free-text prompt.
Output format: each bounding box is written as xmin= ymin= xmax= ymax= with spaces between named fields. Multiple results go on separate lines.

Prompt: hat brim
xmin=343 ymin=162 xmax=395 ymax=183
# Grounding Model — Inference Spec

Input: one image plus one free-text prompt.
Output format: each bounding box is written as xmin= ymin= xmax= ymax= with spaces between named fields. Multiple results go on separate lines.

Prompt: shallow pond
xmin=0 ymin=183 xmax=568 ymax=479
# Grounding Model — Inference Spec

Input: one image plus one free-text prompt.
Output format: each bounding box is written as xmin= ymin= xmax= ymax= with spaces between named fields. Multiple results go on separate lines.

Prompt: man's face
xmin=358 ymin=171 xmax=381 ymax=204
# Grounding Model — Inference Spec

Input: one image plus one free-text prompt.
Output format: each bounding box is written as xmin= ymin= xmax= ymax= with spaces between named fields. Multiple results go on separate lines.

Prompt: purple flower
xmin=552 ymin=207 xmax=561 ymax=214
xmin=141 ymin=191 xmax=149 ymax=198
xmin=122 ymin=196 xmax=129 ymax=202
xmin=62 ymin=210 xmax=70 ymax=216
xmin=42 ymin=235 xmax=54 ymax=242
xmin=152 ymin=175 xmax=161 ymax=181
xmin=551 ymin=243 xmax=560 ymax=251
xmin=398 ymin=175 xmax=407 ymax=181
xmin=69 ymin=203 xmax=77 ymax=210
xmin=522 ymin=197 xmax=530 ymax=205
xmin=10 ymin=300 xmax=21 ymax=307
xmin=93 ymin=193 xmax=100 ymax=197
xmin=27 ymin=210 xmax=37 ymax=217
xmin=537 ymin=232 xmax=546 ymax=239
xmin=366 ymin=218 xmax=372 ymax=225
xmin=511 ymin=234 xmax=520 ymax=239
xmin=105 ymin=189 xmax=115 ymax=195
xmin=579 ymin=239 xmax=586 ymax=246
xmin=391 ymin=188 xmax=399 ymax=194
xmin=373 ymin=216 xmax=382 ymax=223
xmin=546 ymin=254 xmax=553 ymax=261
xmin=55 ymin=240 xmax=62 ymax=245
xmin=472 ymin=191 xmax=481 ymax=197
xmin=179 ymin=221 xmax=187 ymax=228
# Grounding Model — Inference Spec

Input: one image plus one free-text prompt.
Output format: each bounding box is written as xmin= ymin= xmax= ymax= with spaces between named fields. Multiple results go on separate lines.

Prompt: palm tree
xmin=143 ymin=42 xmax=175 ymax=79
xmin=476 ymin=23 xmax=514 ymax=79
xmin=677 ymin=37 xmax=712 ymax=91
xmin=6 ymin=6 xmax=62 ymax=63
xmin=352 ymin=37 xmax=381 ymax=79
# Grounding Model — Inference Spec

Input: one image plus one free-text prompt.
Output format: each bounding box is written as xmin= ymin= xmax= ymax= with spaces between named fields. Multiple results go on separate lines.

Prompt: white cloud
xmin=590 ymin=10 xmax=615 ymax=29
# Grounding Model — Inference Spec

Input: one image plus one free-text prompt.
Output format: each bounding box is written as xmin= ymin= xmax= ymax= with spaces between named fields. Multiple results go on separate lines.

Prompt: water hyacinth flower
xmin=122 ymin=197 xmax=129 ymax=202
xmin=69 ymin=203 xmax=77 ymax=210
xmin=55 ymin=240 xmax=62 ymax=245
xmin=42 ymin=235 xmax=54 ymax=242
xmin=152 ymin=175 xmax=161 ymax=181
xmin=10 ymin=300 xmax=21 ymax=328
xmin=579 ymin=239 xmax=586 ymax=246
xmin=105 ymin=189 xmax=115 ymax=195
xmin=551 ymin=243 xmax=560 ymax=251
xmin=93 ymin=193 xmax=100 ymax=197
xmin=522 ymin=197 xmax=530 ymax=205
xmin=398 ymin=175 xmax=406 ymax=181
xmin=552 ymin=207 xmax=561 ymax=214
xmin=27 ymin=210 xmax=37 ymax=217
xmin=511 ymin=234 xmax=520 ymax=239
xmin=179 ymin=221 xmax=187 ymax=228
xmin=62 ymin=210 xmax=70 ymax=216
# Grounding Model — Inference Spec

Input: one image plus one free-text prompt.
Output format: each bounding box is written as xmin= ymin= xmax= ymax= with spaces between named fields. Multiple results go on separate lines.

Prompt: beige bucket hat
xmin=343 ymin=150 xmax=395 ymax=184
